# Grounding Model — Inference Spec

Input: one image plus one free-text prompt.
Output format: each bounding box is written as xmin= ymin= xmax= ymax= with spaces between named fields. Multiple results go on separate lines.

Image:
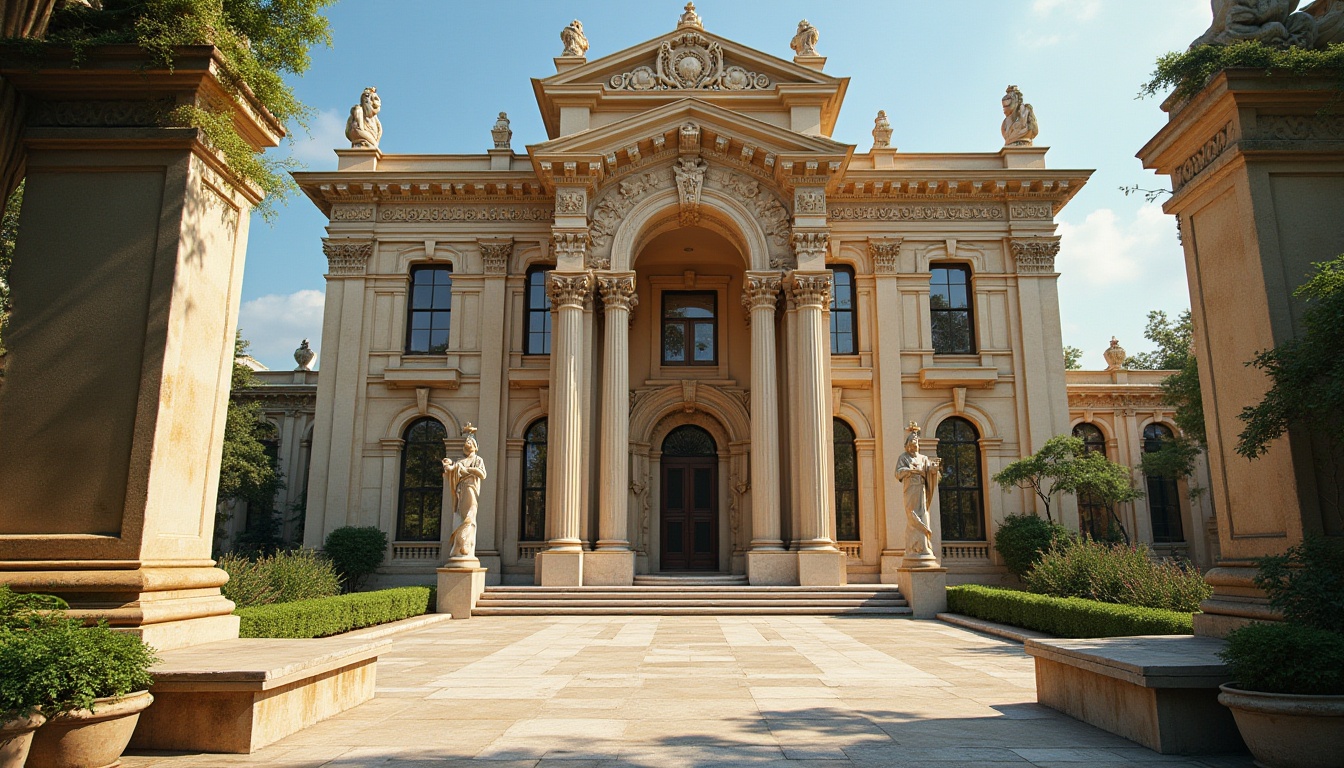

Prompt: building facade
xmin=269 ymin=11 xmax=1212 ymax=587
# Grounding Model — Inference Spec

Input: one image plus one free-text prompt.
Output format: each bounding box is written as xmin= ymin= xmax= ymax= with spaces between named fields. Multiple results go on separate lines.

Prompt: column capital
xmin=1010 ymin=237 xmax=1061 ymax=274
xmin=742 ymin=272 xmax=783 ymax=313
xmin=791 ymin=229 xmax=830 ymax=259
xmin=478 ymin=238 xmax=513 ymax=275
xmin=322 ymin=238 xmax=373 ymax=277
xmin=547 ymin=272 xmax=593 ymax=308
xmin=597 ymin=273 xmax=639 ymax=314
xmin=788 ymin=270 xmax=834 ymax=309
xmin=869 ymin=238 xmax=903 ymax=275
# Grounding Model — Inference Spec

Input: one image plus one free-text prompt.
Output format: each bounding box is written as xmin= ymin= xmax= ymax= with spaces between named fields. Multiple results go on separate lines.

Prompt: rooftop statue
xmin=345 ymin=87 xmax=382 ymax=150
xmin=872 ymin=110 xmax=893 ymax=149
xmin=790 ymin=19 xmax=820 ymax=57
xmin=1190 ymin=0 xmax=1344 ymax=48
xmin=560 ymin=19 xmax=589 ymax=57
xmin=1001 ymin=85 xmax=1039 ymax=148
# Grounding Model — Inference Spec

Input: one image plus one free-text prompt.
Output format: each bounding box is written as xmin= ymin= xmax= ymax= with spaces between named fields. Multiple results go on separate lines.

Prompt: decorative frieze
xmin=1009 ymin=203 xmax=1052 ymax=219
xmin=869 ymin=239 xmax=903 ymax=274
xmin=788 ymin=272 xmax=834 ymax=308
xmin=546 ymin=273 xmax=593 ymax=308
xmin=589 ymin=168 xmax=675 ymax=259
xmin=379 ymin=206 xmax=553 ymax=223
xmin=556 ymin=189 xmax=587 ymax=215
xmin=1172 ymin=123 xmax=1231 ymax=192
xmin=29 ymin=98 xmax=173 ymax=127
xmin=331 ymin=205 xmax=374 ymax=221
xmin=1253 ymin=114 xmax=1344 ymax=141
xmin=322 ymin=238 xmax=373 ymax=276
xmin=674 ymin=157 xmax=708 ymax=225
xmin=479 ymin=240 xmax=513 ymax=275
xmin=1010 ymin=238 xmax=1061 ymax=274
xmin=608 ymin=31 xmax=770 ymax=91
xmin=794 ymin=188 xmax=827 ymax=215
xmin=704 ymin=168 xmax=792 ymax=264
xmin=828 ymin=204 xmax=1005 ymax=222
xmin=741 ymin=274 xmax=783 ymax=312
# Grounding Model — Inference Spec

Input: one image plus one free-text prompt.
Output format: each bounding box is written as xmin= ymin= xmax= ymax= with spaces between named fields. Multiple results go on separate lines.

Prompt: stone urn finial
xmin=872 ymin=110 xmax=893 ymax=149
xmin=491 ymin=112 xmax=512 ymax=150
xmin=1103 ymin=336 xmax=1127 ymax=371
xmin=295 ymin=339 xmax=316 ymax=371
xmin=679 ymin=2 xmax=703 ymax=29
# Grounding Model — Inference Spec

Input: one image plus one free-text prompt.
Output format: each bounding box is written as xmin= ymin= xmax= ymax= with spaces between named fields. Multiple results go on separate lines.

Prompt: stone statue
xmin=1001 ymin=85 xmax=1039 ymax=148
xmin=294 ymin=339 xmax=315 ymax=371
xmin=1304 ymin=0 xmax=1344 ymax=45
xmin=679 ymin=2 xmax=703 ymax=29
xmin=1191 ymin=0 xmax=1319 ymax=48
xmin=791 ymin=19 xmax=820 ymax=57
xmin=442 ymin=425 xmax=488 ymax=562
xmin=872 ymin=110 xmax=893 ymax=149
xmin=895 ymin=423 xmax=941 ymax=564
xmin=345 ymin=87 xmax=382 ymax=150
xmin=560 ymin=19 xmax=589 ymax=57
xmin=491 ymin=112 xmax=512 ymax=150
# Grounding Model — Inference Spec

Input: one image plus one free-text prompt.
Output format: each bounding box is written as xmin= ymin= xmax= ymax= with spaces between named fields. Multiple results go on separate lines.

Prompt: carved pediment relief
xmin=609 ymin=31 xmax=771 ymax=92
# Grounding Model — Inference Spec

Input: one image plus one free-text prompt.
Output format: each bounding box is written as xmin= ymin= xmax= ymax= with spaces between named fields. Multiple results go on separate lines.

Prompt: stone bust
xmin=1001 ymin=85 xmax=1038 ymax=148
xmin=560 ymin=19 xmax=589 ymax=57
xmin=443 ymin=427 xmax=488 ymax=562
xmin=894 ymin=423 xmax=941 ymax=564
xmin=791 ymin=19 xmax=820 ymax=56
xmin=345 ymin=87 xmax=382 ymax=150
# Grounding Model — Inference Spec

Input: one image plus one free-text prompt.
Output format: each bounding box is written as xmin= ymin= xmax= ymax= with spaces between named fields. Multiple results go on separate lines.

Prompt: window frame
xmin=661 ymin=290 xmax=719 ymax=367
xmin=833 ymin=418 xmax=860 ymax=542
xmin=524 ymin=266 xmax=553 ymax=356
xmin=520 ymin=418 xmax=548 ymax=542
xmin=930 ymin=263 xmax=976 ymax=355
xmin=936 ymin=417 xmax=986 ymax=542
xmin=1142 ymin=423 xmax=1185 ymax=543
xmin=396 ymin=417 xmax=447 ymax=542
xmin=1072 ymin=423 xmax=1110 ymax=540
xmin=829 ymin=264 xmax=857 ymax=356
xmin=405 ymin=264 xmax=454 ymax=355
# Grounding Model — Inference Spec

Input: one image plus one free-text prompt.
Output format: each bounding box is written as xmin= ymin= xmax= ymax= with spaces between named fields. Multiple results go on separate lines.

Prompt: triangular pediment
xmin=533 ymin=25 xmax=848 ymax=139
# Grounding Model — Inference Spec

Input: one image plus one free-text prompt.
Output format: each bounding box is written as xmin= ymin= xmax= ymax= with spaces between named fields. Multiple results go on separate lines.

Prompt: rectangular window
xmin=525 ymin=267 xmax=552 ymax=355
xmin=830 ymin=265 xmax=856 ymax=355
xmin=930 ymin=265 xmax=974 ymax=355
xmin=406 ymin=266 xmax=453 ymax=354
xmin=662 ymin=291 xmax=717 ymax=366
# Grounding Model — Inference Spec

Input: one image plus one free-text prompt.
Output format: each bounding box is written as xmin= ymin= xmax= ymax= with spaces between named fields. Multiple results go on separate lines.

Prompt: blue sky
xmin=238 ymin=0 xmax=1213 ymax=370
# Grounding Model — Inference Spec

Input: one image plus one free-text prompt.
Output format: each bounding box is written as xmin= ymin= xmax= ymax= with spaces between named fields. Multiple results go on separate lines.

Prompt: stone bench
xmin=130 ymin=636 xmax=391 ymax=753
xmin=1025 ymin=635 xmax=1245 ymax=755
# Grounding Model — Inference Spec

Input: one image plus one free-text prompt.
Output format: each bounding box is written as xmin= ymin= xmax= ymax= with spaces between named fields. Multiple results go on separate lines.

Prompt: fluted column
xmin=596 ymin=273 xmax=637 ymax=550
xmin=544 ymin=272 xmax=592 ymax=553
xmin=743 ymin=272 xmax=784 ymax=551
xmin=790 ymin=270 xmax=838 ymax=551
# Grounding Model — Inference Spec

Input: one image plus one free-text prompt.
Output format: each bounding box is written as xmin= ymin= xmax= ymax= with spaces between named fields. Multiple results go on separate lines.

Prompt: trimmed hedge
xmin=236 ymin=586 xmax=432 ymax=639
xmin=947 ymin=585 xmax=1194 ymax=638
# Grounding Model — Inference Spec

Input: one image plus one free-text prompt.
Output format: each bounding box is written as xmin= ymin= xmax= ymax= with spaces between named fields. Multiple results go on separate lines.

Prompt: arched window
xmin=930 ymin=264 xmax=974 ymax=354
xmin=829 ymin=265 xmax=857 ymax=355
xmin=406 ymin=265 xmax=453 ymax=354
xmin=525 ymin=266 xmax=552 ymax=355
xmin=833 ymin=419 xmax=859 ymax=541
xmin=662 ymin=425 xmax=716 ymax=457
xmin=1143 ymin=423 xmax=1185 ymax=543
xmin=937 ymin=417 xmax=985 ymax=541
xmin=520 ymin=419 xmax=548 ymax=542
xmin=1072 ymin=423 xmax=1109 ymax=540
xmin=662 ymin=292 xmax=718 ymax=365
xmin=397 ymin=418 xmax=447 ymax=541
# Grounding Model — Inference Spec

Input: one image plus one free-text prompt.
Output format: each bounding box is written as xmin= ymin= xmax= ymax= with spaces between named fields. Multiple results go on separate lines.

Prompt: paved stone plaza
xmin=123 ymin=617 xmax=1252 ymax=767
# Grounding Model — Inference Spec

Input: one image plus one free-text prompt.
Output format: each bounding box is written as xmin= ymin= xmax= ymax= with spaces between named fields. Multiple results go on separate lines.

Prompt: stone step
xmin=483 ymin=585 xmax=903 ymax=594
xmin=475 ymin=598 xmax=909 ymax=609
xmin=633 ymin=575 xmax=749 ymax=586
xmin=472 ymin=605 xmax=914 ymax=617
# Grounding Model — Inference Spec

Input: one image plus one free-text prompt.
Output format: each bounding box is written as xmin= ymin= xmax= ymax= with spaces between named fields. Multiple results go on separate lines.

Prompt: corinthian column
xmin=743 ymin=273 xmax=784 ymax=551
xmin=596 ymin=274 xmax=637 ymax=550
xmin=790 ymin=270 xmax=838 ymax=553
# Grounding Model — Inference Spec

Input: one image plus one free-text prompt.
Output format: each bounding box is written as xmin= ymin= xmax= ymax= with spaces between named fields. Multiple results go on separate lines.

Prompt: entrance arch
xmin=660 ymin=425 xmax=719 ymax=571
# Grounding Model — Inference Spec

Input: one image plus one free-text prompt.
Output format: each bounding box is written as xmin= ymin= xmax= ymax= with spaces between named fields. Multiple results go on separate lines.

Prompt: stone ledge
xmin=937 ymin=613 xmax=1051 ymax=644
xmin=1025 ymin=635 xmax=1230 ymax=688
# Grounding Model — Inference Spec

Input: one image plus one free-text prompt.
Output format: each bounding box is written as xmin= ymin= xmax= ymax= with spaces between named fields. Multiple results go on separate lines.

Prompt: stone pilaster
xmin=588 ymin=273 xmax=637 ymax=586
xmin=743 ymin=273 xmax=784 ymax=551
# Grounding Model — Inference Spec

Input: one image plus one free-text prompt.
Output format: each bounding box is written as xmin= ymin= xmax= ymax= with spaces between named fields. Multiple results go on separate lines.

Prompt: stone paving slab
xmin=122 ymin=616 xmax=1252 ymax=768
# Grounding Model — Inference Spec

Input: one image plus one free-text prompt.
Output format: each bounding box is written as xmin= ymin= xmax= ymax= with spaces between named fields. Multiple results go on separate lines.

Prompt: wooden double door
xmin=659 ymin=425 xmax=718 ymax=571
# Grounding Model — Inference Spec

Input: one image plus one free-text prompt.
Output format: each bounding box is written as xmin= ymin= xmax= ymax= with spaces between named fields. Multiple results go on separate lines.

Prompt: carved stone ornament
xmin=29 ymin=98 xmax=173 ymax=128
xmin=609 ymin=31 xmax=770 ymax=91
xmin=790 ymin=19 xmax=820 ymax=56
xmin=1254 ymin=114 xmax=1344 ymax=141
xmin=872 ymin=110 xmax=893 ymax=149
xmin=546 ymin=273 xmax=593 ymax=308
xmin=1173 ymin=123 xmax=1231 ymax=192
xmin=678 ymin=1 xmax=702 ymax=28
xmin=829 ymin=204 xmax=1004 ymax=222
xmin=332 ymin=205 xmax=374 ymax=222
xmin=1010 ymin=239 xmax=1061 ymax=274
xmin=869 ymin=239 xmax=903 ymax=275
xmin=795 ymin=188 xmax=827 ymax=215
xmin=742 ymin=274 xmax=783 ymax=313
xmin=1103 ymin=337 xmax=1128 ymax=371
xmin=789 ymin=272 xmax=834 ymax=308
xmin=491 ymin=112 xmax=512 ymax=150
xmin=479 ymin=240 xmax=513 ymax=275
xmin=552 ymin=231 xmax=591 ymax=265
xmin=704 ymin=167 xmax=793 ymax=267
xmin=556 ymin=190 xmax=587 ymax=215
xmin=791 ymin=231 xmax=830 ymax=263
xmin=322 ymin=238 xmax=373 ymax=276
xmin=294 ymin=339 xmax=316 ymax=371
xmin=379 ymin=206 xmax=552 ymax=223
xmin=589 ymin=168 xmax=675 ymax=263
xmin=674 ymin=157 xmax=708 ymax=225
xmin=560 ymin=19 xmax=589 ymax=57
xmin=1010 ymin=203 xmax=1052 ymax=219
xmin=598 ymin=274 xmax=639 ymax=316
xmin=345 ymin=87 xmax=382 ymax=150
xmin=1001 ymin=85 xmax=1039 ymax=148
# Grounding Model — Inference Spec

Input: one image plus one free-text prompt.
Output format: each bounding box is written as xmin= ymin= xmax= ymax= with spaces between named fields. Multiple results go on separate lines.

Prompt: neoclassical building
xmin=275 ymin=9 xmax=1214 ymax=587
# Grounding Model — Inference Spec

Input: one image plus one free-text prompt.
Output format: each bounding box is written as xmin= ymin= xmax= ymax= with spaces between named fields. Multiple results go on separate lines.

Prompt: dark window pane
xmin=407 ymin=266 xmax=453 ymax=354
xmin=936 ymin=417 xmax=984 ymax=541
xmin=397 ymin=418 xmax=447 ymax=541
xmin=665 ymin=293 xmax=715 ymax=318
xmin=663 ymin=292 xmax=717 ymax=366
xmin=663 ymin=426 xmax=716 ymax=457
xmin=525 ymin=268 xmax=553 ymax=356
xmin=520 ymin=419 xmax=548 ymax=541
xmin=667 ymin=469 xmax=685 ymax=508
xmin=693 ymin=468 xmax=712 ymax=509
xmin=693 ymin=521 xmax=712 ymax=552
xmin=666 ymin=522 xmax=684 ymax=552
xmin=833 ymin=418 xmax=859 ymax=542
xmin=930 ymin=264 xmax=974 ymax=354
xmin=693 ymin=323 xmax=715 ymax=361
xmin=663 ymin=324 xmax=686 ymax=362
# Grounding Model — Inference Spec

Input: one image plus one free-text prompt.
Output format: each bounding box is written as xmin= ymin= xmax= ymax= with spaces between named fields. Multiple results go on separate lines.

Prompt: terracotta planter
xmin=26 ymin=692 xmax=153 ymax=768
xmin=0 ymin=714 xmax=46 ymax=768
xmin=1218 ymin=684 xmax=1344 ymax=768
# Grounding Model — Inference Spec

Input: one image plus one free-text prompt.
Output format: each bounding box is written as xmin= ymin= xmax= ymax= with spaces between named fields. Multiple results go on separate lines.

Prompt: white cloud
xmin=238 ymin=289 xmax=325 ymax=371
xmin=1056 ymin=203 xmax=1179 ymax=287
xmin=285 ymin=109 xmax=347 ymax=167
xmin=1032 ymin=0 xmax=1102 ymax=20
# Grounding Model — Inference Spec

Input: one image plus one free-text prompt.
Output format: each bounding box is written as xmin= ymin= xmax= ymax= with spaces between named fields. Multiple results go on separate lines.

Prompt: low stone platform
xmin=130 ymin=635 xmax=392 ymax=754
xmin=1025 ymin=635 xmax=1245 ymax=755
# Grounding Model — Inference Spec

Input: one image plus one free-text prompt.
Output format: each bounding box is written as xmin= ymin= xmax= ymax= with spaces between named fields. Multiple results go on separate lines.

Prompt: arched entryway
xmin=660 ymin=425 xmax=718 ymax=571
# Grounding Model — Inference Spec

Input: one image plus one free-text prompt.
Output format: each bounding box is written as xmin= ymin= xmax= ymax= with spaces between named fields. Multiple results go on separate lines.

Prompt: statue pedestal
xmin=582 ymin=550 xmax=633 ymax=586
xmin=748 ymin=551 xmax=799 ymax=586
xmin=436 ymin=566 xmax=486 ymax=620
xmin=896 ymin=567 xmax=947 ymax=619
xmin=535 ymin=550 xmax=583 ymax=586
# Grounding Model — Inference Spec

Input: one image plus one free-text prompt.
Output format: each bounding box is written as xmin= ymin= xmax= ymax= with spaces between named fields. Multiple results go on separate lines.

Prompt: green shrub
xmin=1220 ymin=622 xmax=1344 ymax=695
xmin=0 ymin=618 xmax=158 ymax=718
xmin=1142 ymin=41 xmax=1344 ymax=102
xmin=219 ymin=549 xmax=341 ymax=609
xmin=947 ymin=585 xmax=1194 ymax=638
xmin=1251 ymin=537 xmax=1344 ymax=634
xmin=323 ymin=526 xmax=388 ymax=592
xmin=0 ymin=585 xmax=68 ymax=631
xmin=1024 ymin=538 xmax=1211 ymax=612
xmin=235 ymin=586 xmax=431 ymax=639
xmin=993 ymin=514 xmax=1072 ymax=578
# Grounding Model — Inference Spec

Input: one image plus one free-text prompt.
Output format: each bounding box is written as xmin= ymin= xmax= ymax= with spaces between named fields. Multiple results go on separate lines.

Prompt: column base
xmin=896 ymin=566 xmax=947 ymax=619
xmin=748 ymin=551 xmax=799 ymax=586
xmin=436 ymin=567 xmax=487 ymax=619
xmin=477 ymin=554 xmax=502 ymax=586
xmin=798 ymin=550 xmax=847 ymax=586
xmin=1193 ymin=565 xmax=1278 ymax=638
xmin=535 ymin=550 xmax=584 ymax=586
xmin=879 ymin=552 xmax=905 ymax=585
xmin=583 ymin=550 xmax=634 ymax=586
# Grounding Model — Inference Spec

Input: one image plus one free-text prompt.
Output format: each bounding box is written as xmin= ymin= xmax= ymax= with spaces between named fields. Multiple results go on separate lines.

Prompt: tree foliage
xmin=217 ymin=333 xmax=282 ymax=544
xmin=0 ymin=181 xmax=18 ymax=365
xmin=1055 ymin=451 xmax=1144 ymax=544
xmin=1126 ymin=310 xmax=1208 ymax=500
xmin=992 ymin=435 xmax=1088 ymax=522
xmin=1063 ymin=345 xmax=1083 ymax=371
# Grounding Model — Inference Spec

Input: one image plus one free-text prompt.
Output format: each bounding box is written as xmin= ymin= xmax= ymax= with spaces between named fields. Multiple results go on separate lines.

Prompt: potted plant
xmin=0 ymin=586 xmax=158 ymax=768
xmin=1217 ymin=538 xmax=1344 ymax=768
xmin=0 ymin=586 xmax=66 ymax=768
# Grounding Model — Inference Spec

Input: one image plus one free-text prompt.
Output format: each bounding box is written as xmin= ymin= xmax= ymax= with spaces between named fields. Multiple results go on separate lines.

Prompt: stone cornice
xmin=295 ymin=171 xmax=552 ymax=217
xmin=829 ymin=170 xmax=1092 ymax=217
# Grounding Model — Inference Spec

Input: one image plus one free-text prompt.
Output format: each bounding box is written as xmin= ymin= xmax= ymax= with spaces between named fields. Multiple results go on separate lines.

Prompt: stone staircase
xmin=472 ymin=577 xmax=912 ymax=617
